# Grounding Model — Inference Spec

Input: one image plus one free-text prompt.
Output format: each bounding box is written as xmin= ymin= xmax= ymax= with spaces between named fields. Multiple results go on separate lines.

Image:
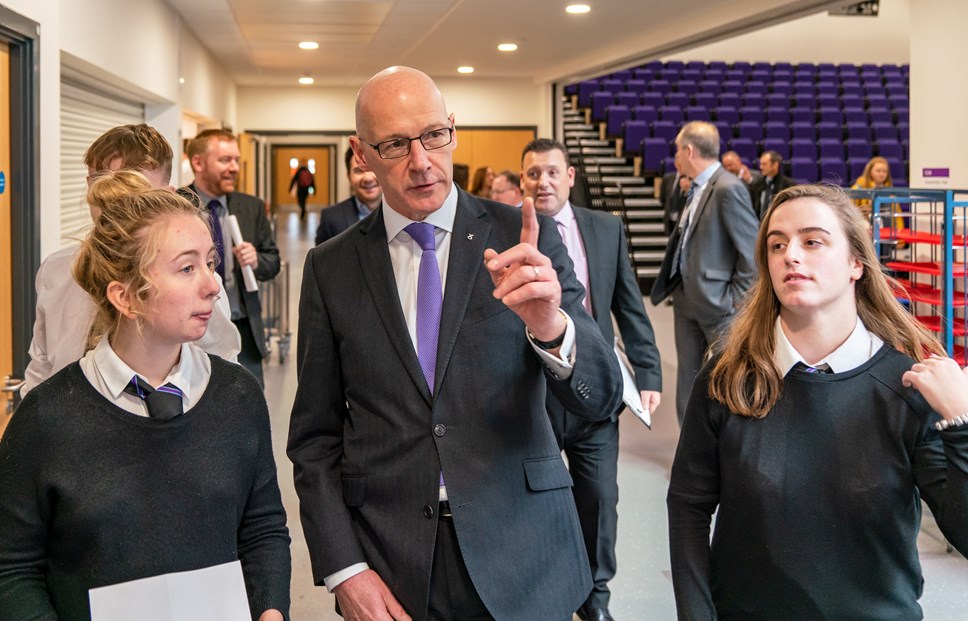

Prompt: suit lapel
xmin=433 ymin=194 xmax=491 ymax=397
xmin=355 ymin=209 xmax=434 ymax=404
xmin=687 ymin=167 xmax=723 ymax=238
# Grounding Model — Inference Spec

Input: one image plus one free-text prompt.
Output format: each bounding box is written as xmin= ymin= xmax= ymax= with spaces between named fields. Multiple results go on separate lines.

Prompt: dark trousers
xmin=232 ymin=318 xmax=265 ymax=389
xmin=427 ymin=515 xmax=492 ymax=620
xmin=672 ymin=294 xmax=728 ymax=426
xmin=296 ymin=188 xmax=310 ymax=218
xmin=549 ymin=410 xmax=620 ymax=611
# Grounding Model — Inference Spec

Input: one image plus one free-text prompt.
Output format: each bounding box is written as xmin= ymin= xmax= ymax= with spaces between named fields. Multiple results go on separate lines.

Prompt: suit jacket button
xmin=423 ymin=504 xmax=435 ymax=518
xmin=434 ymin=424 xmax=446 ymax=437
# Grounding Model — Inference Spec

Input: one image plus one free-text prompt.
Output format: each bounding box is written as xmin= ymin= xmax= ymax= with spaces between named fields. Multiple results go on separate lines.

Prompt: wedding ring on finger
xmin=532 ymin=266 xmax=540 ymax=280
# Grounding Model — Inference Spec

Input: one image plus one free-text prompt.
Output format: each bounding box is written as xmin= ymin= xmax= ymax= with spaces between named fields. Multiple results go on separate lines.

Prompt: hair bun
xmin=86 ymin=169 xmax=155 ymax=214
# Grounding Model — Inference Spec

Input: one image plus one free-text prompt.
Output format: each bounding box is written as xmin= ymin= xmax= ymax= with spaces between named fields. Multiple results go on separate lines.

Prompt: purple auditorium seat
xmin=790 ymin=158 xmax=818 ymax=183
xmin=605 ymin=105 xmax=631 ymax=137
xmin=739 ymin=106 xmax=766 ymax=124
xmin=897 ymin=122 xmax=909 ymax=141
xmin=894 ymin=106 xmax=909 ymax=123
xmin=790 ymin=138 xmax=817 ymax=159
xmin=868 ymin=108 xmax=892 ymax=125
xmin=817 ymin=70 xmax=837 ymax=83
xmin=884 ymin=80 xmax=907 ymax=94
xmin=865 ymin=85 xmax=887 ymax=99
xmin=685 ymin=61 xmax=705 ymax=71
xmin=774 ymin=61 xmax=794 ymax=72
xmin=816 ymin=93 xmax=840 ymax=109
xmin=819 ymin=157 xmax=849 ymax=185
xmin=725 ymin=69 xmax=747 ymax=82
xmin=660 ymin=68 xmax=681 ymax=82
xmin=816 ymin=121 xmax=842 ymax=140
xmin=666 ymin=92 xmax=689 ymax=108
xmin=641 ymin=92 xmax=664 ymax=108
xmin=616 ymin=92 xmax=639 ymax=108
xmin=694 ymin=92 xmax=717 ymax=109
xmin=640 ymin=137 xmax=670 ymax=174
xmin=732 ymin=61 xmax=752 ymax=73
xmin=600 ymin=79 xmax=623 ymax=95
xmin=841 ymin=84 xmax=864 ymax=98
xmin=703 ymin=69 xmax=725 ymax=82
xmin=790 ymin=122 xmax=815 ymax=140
xmin=765 ymin=107 xmax=790 ymax=124
xmin=735 ymin=121 xmax=764 ymax=142
xmin=816 ymin=81 xmax=838 ymax=97
xmin=793 ymin=81 xmax=815 ymax=94
xmin=623 ymin=121 xmax=650 ymax=157
xmin=745 ymin=81 xmax=768 ymax=96
xmin=658 ymin=105 xmax=684 ymax=124
xmin=860 ymin=63 xmax=879 ymax=73
xmin=794 ymin=69 xmax=816 ymax=82
xmin=565 ymin=83 xmax=578 ymax=96
xmin=790 ymin=107 xmax=814 ymax=124
xmin=698 ymin=80 xmax=722 ymax=95
xmin=751 ymin=69 xmax=771 ymax=82
xmin=577 ymin=80 xmax=600 ymax=107
xmin=887 ymin=158 xmax=906 ymax=180
xmin=770 ymin=82 xmax=793 ymax=97
xmin=845 ymin=139 xmax=872 ymax=160
xmin=847 ymin=157 xmax=869 ymax=180
xmin=837 ymin=63 xmax=859 ymax=76
xmin=643 ymin=60 xmax=663 ymax=72
xmin=845 ymin=123 xmax=870 ymax=141
xmin=773 ymin=71 xmax=794 ymax=84
xmin=888 ymin=93 xmax=909 ymax=108
xmin=713 ymin=121 xmax=733 ymax=140
xmin=728 ymin=138 xmax=757 ymax=162
xmin=761 ymin=138 xmax=789 ymax=160
xmin=677 ymin=80 xmax=699 ymax=95
xmin=684 ymin=106 xmax=710 ymax=121
xmin=765 ymin=93 xmax=789 ymax=108
xmin=590 ymin=92 xmax=614 ymax=123
xmin=763 ymin=121 xmax=790 ymax=140
xmin=682 ymin=69 xmax=703 ymax=82
xmin=720 ymin=80 xmax=744 ymax=94
xmin=648 ymin=79 xmax=672 ymax=94
xmin=793 ymin=93 xmax=816 ymax=109
xmin=740 ymin=92 xmax=763 ymax=107
xmin=625 ymin=79 xmax=647 ymax=94
xmin=665 ymin=60 xmax=685 ymax=71
xmin=713 ymin=106 xmax=739 ymax=125
xmin=633 ymin=68 xmax=655 ymax=82
xmin=717 ymin=92 xmax=741 ymax=108
xmin=867 ymin=95 xmax=890 ymax=110
xmin=871 ymin=123 xmax=898 ymax=142
xmin=707 ymin=61 xmax=728 ymax=72
xmin=841 ymin=95 xmax=864 ymax=110
xmin=818 ymin=139 xmax=844 ymax=159
xmin=611 ymin=69 xmax=632 ymax=82
xmin=877 ymin=141 xmax=903 ymax=160
xmin=817 ymin=107 xmax=843 ymax=125
xmin=651 ymin=120 xmax=678 ymax=143
xmin=843 ymin=107 xmax=867 ymax=125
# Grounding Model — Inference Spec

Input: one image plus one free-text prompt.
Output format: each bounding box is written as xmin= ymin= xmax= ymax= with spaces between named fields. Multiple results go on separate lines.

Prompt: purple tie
xmin=207 ymin=200 xmax=226 ymax=281
xmin=405 ymin=222 xmax=442 ymax=393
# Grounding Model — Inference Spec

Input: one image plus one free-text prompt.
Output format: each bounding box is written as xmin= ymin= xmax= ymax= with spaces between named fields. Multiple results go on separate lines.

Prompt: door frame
xmin=0 ymin=7 xmax=41 ymax=377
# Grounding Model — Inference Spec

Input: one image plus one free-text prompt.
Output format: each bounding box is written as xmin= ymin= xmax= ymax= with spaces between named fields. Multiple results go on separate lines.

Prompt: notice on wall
xmin=922 ymin=167 xmax=950 ymax=187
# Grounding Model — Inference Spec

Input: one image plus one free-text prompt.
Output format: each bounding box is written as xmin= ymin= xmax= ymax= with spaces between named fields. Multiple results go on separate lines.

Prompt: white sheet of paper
xmin=89 ymin=561 xmax=250 ymax=621
xmin=614 ymin=341 xmax=651 ymax=429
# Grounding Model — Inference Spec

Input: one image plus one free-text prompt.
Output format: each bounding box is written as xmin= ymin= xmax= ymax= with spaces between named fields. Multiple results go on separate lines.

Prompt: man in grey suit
xmin=522 ymin=138 xmax=662 ymax=621
xmin=314 ymin=146 xmax=383 ymax=245
xmin=650 ymin=121 xmax=758 ymax=425
xmin=288 ymin=66 xmax=623 ymax=621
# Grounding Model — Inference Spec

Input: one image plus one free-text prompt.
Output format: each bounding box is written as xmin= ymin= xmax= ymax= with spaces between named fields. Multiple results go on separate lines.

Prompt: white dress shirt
xmin=78 ymin=338 xmax=212 ymax=416
xmin=553 ymin=202 xmax=592 ymax=315
xmin=22 ymin=245 xmax=240 ymax=396
xmin=773 ymin=316 xmax=884 ymax=376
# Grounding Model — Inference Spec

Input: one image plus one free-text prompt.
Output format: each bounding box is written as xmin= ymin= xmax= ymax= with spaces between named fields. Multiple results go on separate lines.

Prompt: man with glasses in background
xmin=314 ymin=146 xmax=383 ymax=245
xmin=488 ymin=169 xmax=523 ymax=206
xmin=288 ymin=66 xmax=622 ymax=621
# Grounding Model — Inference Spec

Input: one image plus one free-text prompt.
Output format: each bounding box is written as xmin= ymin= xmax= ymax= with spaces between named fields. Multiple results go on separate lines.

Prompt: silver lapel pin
xmin=467 ymin=233 xmax=474 ymax=240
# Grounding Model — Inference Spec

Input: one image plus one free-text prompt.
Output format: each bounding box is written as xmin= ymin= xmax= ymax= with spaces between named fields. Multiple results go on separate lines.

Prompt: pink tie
xmin=555 ymin=219 xmax=592 ymax=315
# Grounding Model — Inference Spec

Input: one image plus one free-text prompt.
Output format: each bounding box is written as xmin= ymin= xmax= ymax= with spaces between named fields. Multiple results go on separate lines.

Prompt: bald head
xmin=349 ymin=66 xmax=457 ymax=221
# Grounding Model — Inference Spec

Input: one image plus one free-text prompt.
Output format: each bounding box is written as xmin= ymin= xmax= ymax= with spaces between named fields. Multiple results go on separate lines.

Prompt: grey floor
xmin=264 ymin=206 xmax=968 ymax=620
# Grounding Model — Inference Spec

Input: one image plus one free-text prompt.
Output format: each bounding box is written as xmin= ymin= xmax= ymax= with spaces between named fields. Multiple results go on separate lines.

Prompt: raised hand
xmin=483 ymin=198 xmax=566 ymax=343
xmin=902 ymin=355 xmax=968 ymax=422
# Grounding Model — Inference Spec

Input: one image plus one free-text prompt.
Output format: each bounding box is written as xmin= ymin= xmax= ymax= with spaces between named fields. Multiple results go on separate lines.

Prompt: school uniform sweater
xmin=0 ymin=357 xmax=291 ymax=621
xmin=668 ymin=346 xmax=968 ymax=620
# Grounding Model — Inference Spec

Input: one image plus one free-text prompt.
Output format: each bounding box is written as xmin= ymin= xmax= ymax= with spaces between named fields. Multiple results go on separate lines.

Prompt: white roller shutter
xmin=60 ymin=80 xmax=143 ymax=247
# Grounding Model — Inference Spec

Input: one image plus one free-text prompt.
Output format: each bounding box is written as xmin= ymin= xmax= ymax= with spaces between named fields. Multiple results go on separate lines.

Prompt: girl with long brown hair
xmin=668 ymin=184 xmax=968 ymax=620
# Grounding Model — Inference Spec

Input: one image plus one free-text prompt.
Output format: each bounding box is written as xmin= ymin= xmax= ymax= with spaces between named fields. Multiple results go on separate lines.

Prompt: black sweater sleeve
xmin=912 ymin=421 xmax=968 ymax=557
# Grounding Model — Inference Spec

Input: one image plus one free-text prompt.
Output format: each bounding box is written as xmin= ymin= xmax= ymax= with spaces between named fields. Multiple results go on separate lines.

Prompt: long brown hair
xmin=708 ymin=184 xmax=944 ymax=418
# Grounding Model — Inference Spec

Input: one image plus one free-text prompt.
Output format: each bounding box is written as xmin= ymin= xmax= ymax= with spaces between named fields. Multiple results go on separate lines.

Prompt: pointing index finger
xmin=520 ymin=197 xmax=539 ymax=248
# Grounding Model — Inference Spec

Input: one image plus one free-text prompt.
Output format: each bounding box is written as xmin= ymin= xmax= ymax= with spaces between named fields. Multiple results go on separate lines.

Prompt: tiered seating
xmin=569 ymin=61 xmax=910 ymax=186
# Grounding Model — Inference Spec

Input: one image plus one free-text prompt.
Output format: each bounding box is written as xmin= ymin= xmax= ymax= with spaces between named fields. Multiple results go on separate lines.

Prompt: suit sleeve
xmin=609 ymin=220 xmax=662 ymax=392
xmin=286 ymin=250 xmax=367 ymax=584
xmin=314 ymin=210 xmax=340 ymax=247
xmin=912 ymin=419 xmax=968 ymax=558
xmin=667 ymin=366 xmax=722 ymax=620
xmin=250 ymin=199 xmax=281 ymax=282
xmin=717 ymin=182 xmax=759 ymax=305
xmin=538 ymin=216 xmax=624 ymax=421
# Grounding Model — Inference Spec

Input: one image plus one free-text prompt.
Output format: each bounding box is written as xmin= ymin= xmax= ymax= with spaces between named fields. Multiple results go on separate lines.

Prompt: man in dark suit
xmin=521 ymin=138 xmax=662 ymax=621
xmin=287 ymin=66 xmax=623 ymax=621
xmin=650 ymin=121 xmax=759 ymax=425
xmin=660 ymin=161 xmax=690 ymax=236
xmin=314 ymin=146 xmax=383 ymax=245
xmin=749 ymin=150 xmax=797 ymax=218
xmin=181 ymin=129 xmax=280 ymax=387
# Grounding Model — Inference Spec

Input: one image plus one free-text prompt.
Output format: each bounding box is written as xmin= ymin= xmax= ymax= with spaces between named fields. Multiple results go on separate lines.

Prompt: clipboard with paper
xmin=614 ymin=338 xmax=651 ymax=429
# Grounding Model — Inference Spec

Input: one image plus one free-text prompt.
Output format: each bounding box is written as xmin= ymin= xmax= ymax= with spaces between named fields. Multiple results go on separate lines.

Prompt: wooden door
xmin=272 ymin=146 xmax=331 ymax=210
xmin=1 ymin=42 xmax=13 ymax=436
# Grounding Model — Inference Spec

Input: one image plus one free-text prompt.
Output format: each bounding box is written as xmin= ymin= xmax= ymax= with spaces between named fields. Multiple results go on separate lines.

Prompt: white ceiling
xmin=168 ymin=0 xmax=843 ymax=88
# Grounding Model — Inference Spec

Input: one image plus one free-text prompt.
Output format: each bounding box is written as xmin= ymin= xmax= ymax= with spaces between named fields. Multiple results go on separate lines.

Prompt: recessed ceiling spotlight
xmin=457 ymin=66 xmax=474 ymax=74
xmin=179 ymin=77 xmax=185 ymax=84
xmin=299 ymin=76 xmax=315 ymax=85
xmin=566 ymin=4 xmax=591 ymax=14
xmin=498 ymin=43 xmax=518 ymax=52
xmin=298 ymin=41 xmax=319 ymax=50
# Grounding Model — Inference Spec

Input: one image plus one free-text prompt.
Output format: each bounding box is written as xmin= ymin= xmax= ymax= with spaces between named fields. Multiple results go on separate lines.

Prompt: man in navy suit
xmin=314 ymin=146 xmax=382 ymax=245
xmin=522 ymin=138 xmax=662 ymax=621
xmin=288 ymin=66 xmax=623 ymax=621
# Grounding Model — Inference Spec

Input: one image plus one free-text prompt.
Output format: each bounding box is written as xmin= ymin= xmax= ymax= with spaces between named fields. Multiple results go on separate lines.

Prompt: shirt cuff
xmin=528 ymin=310 xmax=576 ymax=380
xmin=323 ymin=562 xmax=370 ymax=592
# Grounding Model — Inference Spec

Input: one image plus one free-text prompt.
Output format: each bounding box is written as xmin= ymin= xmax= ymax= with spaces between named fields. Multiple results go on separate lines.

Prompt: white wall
xmin=663 ymin=1 xmax=910 ymax=65
xmin=237 ymin=78 xmax=549 ymax=136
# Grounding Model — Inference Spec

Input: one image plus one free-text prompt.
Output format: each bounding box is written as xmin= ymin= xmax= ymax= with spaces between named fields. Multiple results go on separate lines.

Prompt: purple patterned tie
xmin=405 ymin=222 xmax=442 ymax=393
xmin=207 ymin=200 xmax=226 ymax=281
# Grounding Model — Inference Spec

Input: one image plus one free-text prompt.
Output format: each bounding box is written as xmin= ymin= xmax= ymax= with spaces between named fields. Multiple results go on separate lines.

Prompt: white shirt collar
xmin=91 ymin=337 xmax=196 ymax=401
xmin=773 ymin=316 xmax=884 ymax=376
xmin=382 ymin=183 xmax=458 ymax=242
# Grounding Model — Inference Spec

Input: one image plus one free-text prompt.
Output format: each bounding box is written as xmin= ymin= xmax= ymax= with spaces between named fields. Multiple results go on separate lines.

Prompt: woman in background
xmin=469 ymin=165 xmax=494 ymax=198
xmin=0 ymin=171 xmax=291 ymax=621
xmin=668 ymin=184 xmax=968 ymax=620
